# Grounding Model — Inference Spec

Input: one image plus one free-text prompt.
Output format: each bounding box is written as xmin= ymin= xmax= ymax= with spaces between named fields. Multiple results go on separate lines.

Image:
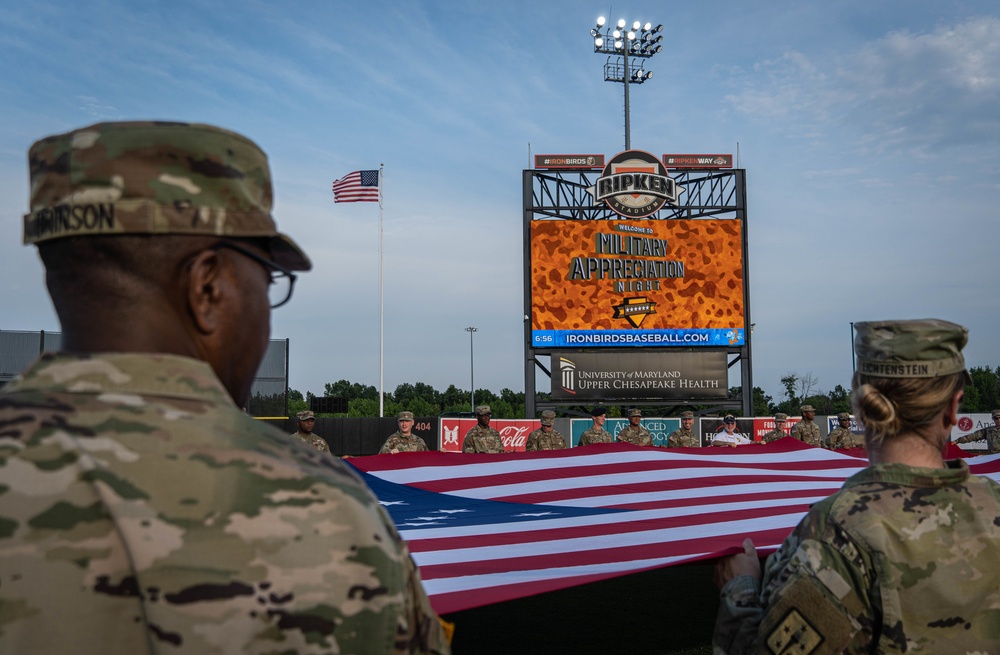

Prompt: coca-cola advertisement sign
xmin=439 ymin=418 xmax=541 ymax=453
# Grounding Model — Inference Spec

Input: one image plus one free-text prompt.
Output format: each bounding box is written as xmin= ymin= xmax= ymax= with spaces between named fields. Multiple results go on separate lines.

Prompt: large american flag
xmin=350 ymin=439 xmax=1000 ymax=615
xmin=332 ymin=169 xmax=380 ymax=203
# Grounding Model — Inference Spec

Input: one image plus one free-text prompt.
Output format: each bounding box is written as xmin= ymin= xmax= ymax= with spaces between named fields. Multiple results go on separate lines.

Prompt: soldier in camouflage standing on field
xmin=789 ymin=403 xmax=823 ymax=446
xmin=827 ymin=412 xmax=863 ymax=449
xmin=462 ymin=404 xmax=505 ymax=453
xmin=761 ymin=413 xmax=790 ymax=443
xmin=954 ymin=408 xmax=1000 ymax=454
xmin=526 ymin=410 xmax=567 ymax=451
xmin=666 ymin=410 xmax=700 ymax=447
xmin=0 ymin=122 xmax=449 ymax=655
xmin=380 ymin=410 xmax=430 ymax=454
xmin=291 ymin=409 xmax=331 ymax=452
xmin=713 ymin=318 xmax=1000 ymax=654
xmin=579 ymin=406 xmax=614 ymax=445
xmin=617 ymin=408 xmax=654 ymax=446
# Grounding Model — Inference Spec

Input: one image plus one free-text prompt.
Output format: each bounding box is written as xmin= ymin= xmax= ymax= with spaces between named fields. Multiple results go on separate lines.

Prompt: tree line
xmin=286 ymin=380 xmax=528 ymax=418
xmin=268 ymin=365 xmax=1000 ymax=419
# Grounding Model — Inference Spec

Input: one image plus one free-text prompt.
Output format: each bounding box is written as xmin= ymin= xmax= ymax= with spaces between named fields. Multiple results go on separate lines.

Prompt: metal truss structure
xmin=522 ymin=167 xmax=753 ymax=418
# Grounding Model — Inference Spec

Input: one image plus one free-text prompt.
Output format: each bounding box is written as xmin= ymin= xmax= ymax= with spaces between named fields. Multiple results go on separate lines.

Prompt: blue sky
xmin=2 ymin=1 xmax=998 ymax=407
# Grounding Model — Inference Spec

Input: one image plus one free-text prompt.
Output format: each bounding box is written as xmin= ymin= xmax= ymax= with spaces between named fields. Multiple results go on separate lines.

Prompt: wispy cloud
xmin=726 ymin=16 xmax=1000 ymax=159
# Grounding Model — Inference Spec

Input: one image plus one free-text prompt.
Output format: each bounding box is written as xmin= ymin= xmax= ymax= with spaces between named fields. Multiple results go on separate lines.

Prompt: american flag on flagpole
xmin=332 ymin=169 xmax=380 ymax=203
xmin=349 ymin=439 xmax=1000 ymax=615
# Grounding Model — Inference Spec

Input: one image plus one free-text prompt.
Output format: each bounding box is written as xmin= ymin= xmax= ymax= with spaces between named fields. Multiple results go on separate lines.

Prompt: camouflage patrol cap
xmin=800 ymin=405 xmax=815 ymax=413
xmin=837 ymin=412 xmax=851 ymax=421
xmin=540 ymin=410 xmax=556 ymax=426
xmin=679 ymin=411 xmax=694 ymax=419
xmin=991 ymin=409 xmax=1000 ymax=419
xmin=475 ymin=405 xmax=492 ymax=416
xmin=628 ymin=408 xmax=642 ymax=417
xmin=24 ymin=121 xmax=310 ymax=271
xmin=397 ymin=411 xmax=414 ymax=421
xmin=854 ymin=319 xmax=969 ymax=379
xmin=296 ymin=410 xmax=315 ymax=421
xmin=774 ymin=413 xmax=788 ymax=422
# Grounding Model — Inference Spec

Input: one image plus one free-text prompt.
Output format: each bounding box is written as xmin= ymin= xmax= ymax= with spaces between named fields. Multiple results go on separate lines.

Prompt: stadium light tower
xmin=590 ymin=16 xmax=663 ymax=149
xmin=465 ymin=326 xmax=478 ymax=413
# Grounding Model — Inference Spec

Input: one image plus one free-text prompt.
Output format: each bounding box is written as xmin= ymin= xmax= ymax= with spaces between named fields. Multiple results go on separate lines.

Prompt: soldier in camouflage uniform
xmin=0 ymin=122 xmax=449 ymax=655
xmin=616 ymin=408 xmax=653 ymax=446
xmin=666 ymin=410 xmax=699 ymax=448
xmin=579 ymin=406 xmax=614 ymax=446
xmin=526 ymin=410 xmax=567 ymax=451
xmin=789 ymin=403 xmax=823 ymax=446
xmin=954 ymin=408 xmax=1000 ymax=454
xmin=827 ymin=411 xmax=864 ymax=450
xmin=462 ymin=404 xmax=505 ymax=453
xmin=380 ymin=410 xmax=430 ymax=454
xmin=291 ymin=409 xmax=331 ymax=453
xmin=761 ymin=412 xmax=790 ymax=443
xmin=713 ymin=319 xmax=1000 ymax=654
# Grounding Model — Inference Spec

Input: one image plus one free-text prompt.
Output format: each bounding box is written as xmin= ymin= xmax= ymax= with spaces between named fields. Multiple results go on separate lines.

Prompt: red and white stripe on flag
xmin=332 ymin=169 xmax=380 ymax=203
xmin=350 ymin=439 xmax=1000 ymax=614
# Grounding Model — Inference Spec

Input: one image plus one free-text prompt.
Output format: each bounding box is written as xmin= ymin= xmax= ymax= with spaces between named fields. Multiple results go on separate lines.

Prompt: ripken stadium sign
xmin=589 ymin=150 xmax=682 ymax=218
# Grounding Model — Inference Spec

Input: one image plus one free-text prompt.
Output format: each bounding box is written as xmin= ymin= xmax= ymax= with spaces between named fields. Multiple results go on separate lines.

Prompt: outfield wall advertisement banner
xmin=530 ymin=219 xmax=745 ymax=348
xmin=440 ymin=418 xmax=541 ymax=453
xmin=569 ymin=418 xmax=681 ymax=448
xmin=552 ymin=351 xmax=727 ymax=401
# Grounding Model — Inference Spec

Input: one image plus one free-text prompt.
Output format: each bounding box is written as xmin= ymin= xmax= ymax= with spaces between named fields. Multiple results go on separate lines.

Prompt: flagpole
xmin=378 ymin=164 xmax=385 ymax=418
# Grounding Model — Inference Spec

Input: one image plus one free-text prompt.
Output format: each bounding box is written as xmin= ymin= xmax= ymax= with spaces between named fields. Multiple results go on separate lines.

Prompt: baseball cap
xmin=24 ymin=121 xmax=310 ymax=271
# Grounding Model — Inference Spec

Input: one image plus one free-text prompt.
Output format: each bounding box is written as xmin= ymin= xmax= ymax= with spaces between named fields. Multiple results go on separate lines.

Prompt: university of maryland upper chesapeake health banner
xmin=530 ymin=219 xmax=746 ymax=348
xmin=350 ymin=441 xmax=1000 ymax=615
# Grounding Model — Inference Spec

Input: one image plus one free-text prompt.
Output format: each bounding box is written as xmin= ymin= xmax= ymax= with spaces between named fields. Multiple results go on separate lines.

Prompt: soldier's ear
xmin=185 ymin=249 xmax=229 ymax=336
xmin=944 ymin=389 xmax=963 ymax=429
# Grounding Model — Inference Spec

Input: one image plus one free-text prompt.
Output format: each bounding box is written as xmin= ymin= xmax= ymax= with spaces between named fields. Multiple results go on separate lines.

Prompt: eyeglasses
xmin=210 ymin=242 xmax=297 ymax=308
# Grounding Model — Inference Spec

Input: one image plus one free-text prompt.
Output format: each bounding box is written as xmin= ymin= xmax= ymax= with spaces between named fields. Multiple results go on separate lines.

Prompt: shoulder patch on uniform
xmin=766 ymin=608 xmax=823 ymax=653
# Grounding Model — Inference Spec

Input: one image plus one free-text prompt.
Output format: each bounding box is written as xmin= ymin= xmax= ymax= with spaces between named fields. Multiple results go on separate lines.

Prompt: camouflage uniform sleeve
xmin=954 ymin=429 xmax=983 ymax=444
xmin=714 ymin=503 xmax=875 ymax=654
xmin=461 ymin=429 xmax=475 ymax=453
xmin=525 ymin=430 xmax=540 ymax=452
xmin=377 ymin=506 xmax=451 ymax=654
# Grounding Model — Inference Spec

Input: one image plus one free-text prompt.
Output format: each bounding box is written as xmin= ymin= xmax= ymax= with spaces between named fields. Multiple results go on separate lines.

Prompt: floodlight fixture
xmin=589 ymin=16 xmax=664 ymax=149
